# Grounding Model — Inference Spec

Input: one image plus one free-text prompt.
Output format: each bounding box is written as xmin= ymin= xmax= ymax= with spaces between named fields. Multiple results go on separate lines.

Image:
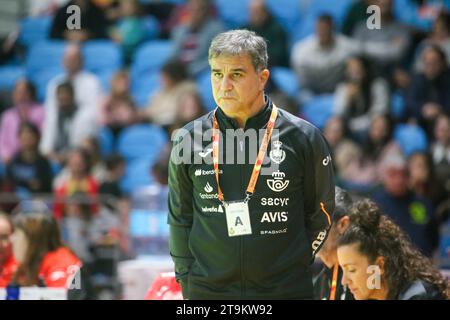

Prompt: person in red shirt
xmin=10 ymin=212 xmax=81 ymax=288
xmin=53 ymin=148 xmax=99 ymax=221
xmin=0 ymin=212 xmax=19 ymax=287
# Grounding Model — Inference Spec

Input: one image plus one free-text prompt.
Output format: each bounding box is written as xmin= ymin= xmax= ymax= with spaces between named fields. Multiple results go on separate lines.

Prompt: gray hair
xmin=208 ymin=29 xmax=268 ymax=71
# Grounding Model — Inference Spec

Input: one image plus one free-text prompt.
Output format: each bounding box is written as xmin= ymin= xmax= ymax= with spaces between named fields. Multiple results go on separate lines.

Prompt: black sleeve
xmin=167 ymin=131 xmax=195 ymax=299
xmin=303 ymin=125 xmax=335 ymax=257
xmin=37 ymin=157 xmax=54 ymax=193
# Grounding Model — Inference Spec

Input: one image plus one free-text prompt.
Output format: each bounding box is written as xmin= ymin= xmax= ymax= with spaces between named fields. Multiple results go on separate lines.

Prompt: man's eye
xmin=213 ymin=73 xmax=223 ymax=78
xmin=232 ymin=73 xmax=242 ymax=78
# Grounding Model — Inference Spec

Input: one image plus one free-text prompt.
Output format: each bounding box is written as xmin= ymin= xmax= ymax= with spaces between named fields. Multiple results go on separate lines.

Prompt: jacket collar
xmin=215 ymin=94 xmax=272 ymax=130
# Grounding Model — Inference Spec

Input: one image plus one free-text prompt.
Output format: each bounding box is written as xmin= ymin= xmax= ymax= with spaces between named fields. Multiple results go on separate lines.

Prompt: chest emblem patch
xmin=266 ymin=170 xmax=290 ymax=192
xmin=269 ymin=140 xmax=286 ymax=164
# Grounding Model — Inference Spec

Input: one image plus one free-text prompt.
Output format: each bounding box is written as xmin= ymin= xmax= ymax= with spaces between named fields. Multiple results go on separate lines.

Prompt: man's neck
xmin=223 ymin=96 xmax=266 ymax=129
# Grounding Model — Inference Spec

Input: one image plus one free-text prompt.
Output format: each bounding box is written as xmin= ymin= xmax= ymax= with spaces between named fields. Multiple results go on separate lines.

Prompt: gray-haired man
xmin=168 ymin=29 xmax=335 ymax=299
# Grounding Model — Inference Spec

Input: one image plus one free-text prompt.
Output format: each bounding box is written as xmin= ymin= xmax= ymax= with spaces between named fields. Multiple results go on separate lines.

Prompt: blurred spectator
xmin=408 ymin=151 xmax=447 ymax=217
xmin=80 ymin=137 xmax=107 ymax=183
xmin=40 ymin=81 xmax=98 ymax=163
xmin=10 ymin=212 xmax=81 ymax=287
xmin=110 ymin=0 xmax=147 ymax=65
xmin=61 ymin=191 xmax=119 ymax=265
xmin=170 ymin=90 xmax=207 ymax=134
xmin=372 ymin=152 xmax=439 ymax=256
xmin=26 ymin=0 xmax=69 ymax=16
xmin=41 ymin=44 xmax=101 ymax=159
xmin=140 ymin=60 xmax=197 ymax=128
xmin=50 ymin=0 xmax=109 ymax=42
xmin=431 ymin=113 xmax=450 ymax=193
xmin=61 ymin=192 xmax=96 ymax=263
xmin=291 ymin=14 xmax=358 ymax=95
xmin=163 ymin=0 xmax=217 ymax=38
xmin=334 ymin=55 xmax=390 ymax=134
xmin=413 ymin=11 xmax=450 ymax=72
xmin=0 ymin=213 xmax=18 ymax=287
xmin=5 ymin=123 xmax=53 ymax=194
xmin=352 ymin=0 xmax=411 ymax=72
xmin=0 ymin=31 xmax=19 ymax=66
xmin=243 ymin=0 xmax=288 ymax=67
xmin=54 ymin=136 xmax=108 ymax=187
xmin=339 ymin=115 xmax=401 ymax=187
xmin=99 ymin=70 xmax=136 ymax=138
xmin=323 ymin=116 xmax=363 ymax=180
xmin=341 ymin=0 xmax=371 ymax=36
xmin=0 ymin=80 xmax=44 ymax=164
xmin=407 ymin=45 xmax=450 ymax=135
xmin=53 ymin=148 xmax=99 ymax=220
xmin=99 ymin=154 xmax=125 ymax=200
xmin=170 ymin=0 xmax=225 ymax=76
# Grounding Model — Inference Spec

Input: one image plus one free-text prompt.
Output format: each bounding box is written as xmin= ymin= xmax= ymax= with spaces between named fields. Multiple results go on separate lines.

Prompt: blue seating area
xmin=394 ymin=124 xmax=428 ymax=157
xmin=18 ymin=16 xmax=52 ymax=47
xmin=117 ymin=124 xmax=167 ymax=162
xmin=0 ymin=66 xmax=26 ymax=90
xmin=301 ymin=94 xmax=334 ymax=130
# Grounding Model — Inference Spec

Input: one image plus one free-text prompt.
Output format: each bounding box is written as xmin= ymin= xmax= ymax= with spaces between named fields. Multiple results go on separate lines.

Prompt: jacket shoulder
xmin=397 ymin=279 xmax=444 ymax=300
xmin=277 ymin=108 xmax=323 ymax=138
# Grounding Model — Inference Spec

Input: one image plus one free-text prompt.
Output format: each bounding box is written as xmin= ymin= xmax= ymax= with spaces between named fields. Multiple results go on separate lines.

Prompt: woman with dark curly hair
xmin=337 ymin=199 xmax=449 ymax=300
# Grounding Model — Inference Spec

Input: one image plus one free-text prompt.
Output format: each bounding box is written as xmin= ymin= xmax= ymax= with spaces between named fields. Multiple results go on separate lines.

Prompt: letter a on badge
xmin=235 ymin=216 xmax=243 ymax=226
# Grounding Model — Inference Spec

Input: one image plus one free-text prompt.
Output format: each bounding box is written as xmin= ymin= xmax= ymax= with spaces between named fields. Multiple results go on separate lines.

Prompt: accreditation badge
xmin=224 ymin=200 xmax=252 ymax=237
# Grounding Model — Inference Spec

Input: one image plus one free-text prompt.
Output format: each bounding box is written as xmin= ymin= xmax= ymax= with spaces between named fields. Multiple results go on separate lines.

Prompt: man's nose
xmin=220 ymin=76 xmax=233 ymax=91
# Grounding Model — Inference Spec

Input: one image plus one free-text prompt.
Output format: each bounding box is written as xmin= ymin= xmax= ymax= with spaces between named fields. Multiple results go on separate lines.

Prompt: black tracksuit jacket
xmin=168 ymin=97 xmax=335 ymax=299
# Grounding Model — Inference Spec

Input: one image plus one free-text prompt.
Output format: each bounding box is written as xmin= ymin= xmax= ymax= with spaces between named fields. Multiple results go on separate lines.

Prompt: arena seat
xmin=116 ymin=124 xmax=167 ymax=162
xmin=82 ymin=40 xmax=123 ymax=75
xmin=120 ymin=157 xmax=154 ymax=194
xmin=131 ymin=40 xmax=173 ymax=76
xmin=301 ymin=94 xmax=334 ymax=130
xmin=265 ymin=0 xmax=302 ymax=33
xmin=394 ymin=124 xmax=428 ymax=157
xmin=214 ymin=0 xmax=249 ymax=28
xmin=131 ymin=71 xmax=160 ymax=108
xmin=26 ymin=41 xmax=67 ymax=101
xmin=270 ymin=66 xmax=299 ymax=98
xmin=0 ymin=66 xmax=25 ymax=90
xmin=195 ymin=70 xmax=216 ymax=111
xmin=18 ymin=16 xmax=52 ymax=47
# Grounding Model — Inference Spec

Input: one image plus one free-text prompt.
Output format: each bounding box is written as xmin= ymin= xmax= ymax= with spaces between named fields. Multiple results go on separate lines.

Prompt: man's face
xmin=383 ymin=167 xmax=409 ymax=197
xmin=316 ymin=20 xmax=333 ymax=46
xmin=0 ymin=218 xmax=13 ymax=264
xmin=422 ymin=49 xmax=444 ymax=80
xmin=57 ymin=88 xmax=74 ymax=111
xmin=210 ymin=53 xmax=269 ymax=116
xmin=249 ymin=0 xmax=268 ymax=26
xmin=63 ymin=47 xmax=82 ymax=75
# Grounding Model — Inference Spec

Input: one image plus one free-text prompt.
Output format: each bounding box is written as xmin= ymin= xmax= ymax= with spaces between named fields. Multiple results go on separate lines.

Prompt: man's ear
xmin=259 ymin=69 xmax=270 ymax=90
xmin=337 ymin=216 xmax=350 ymax=235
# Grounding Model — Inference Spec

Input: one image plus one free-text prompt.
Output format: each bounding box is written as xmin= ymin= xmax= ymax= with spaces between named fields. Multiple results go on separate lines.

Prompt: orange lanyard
xmin=212 ymin=105 xmax=278 ymax=203
xmin=329 ymin=262 xmax=339 ymax=300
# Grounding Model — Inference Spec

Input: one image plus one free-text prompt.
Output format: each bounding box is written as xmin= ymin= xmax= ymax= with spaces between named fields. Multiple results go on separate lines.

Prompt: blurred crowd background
xmin=0 ymin=0 xmax=449 ymax=299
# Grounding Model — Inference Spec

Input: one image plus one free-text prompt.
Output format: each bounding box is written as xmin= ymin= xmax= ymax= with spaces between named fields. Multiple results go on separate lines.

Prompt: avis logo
xmin=261 ymin=211 xmax=288 ymax=223
xmin=266 ymin=170 xmax=289 ymax=192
